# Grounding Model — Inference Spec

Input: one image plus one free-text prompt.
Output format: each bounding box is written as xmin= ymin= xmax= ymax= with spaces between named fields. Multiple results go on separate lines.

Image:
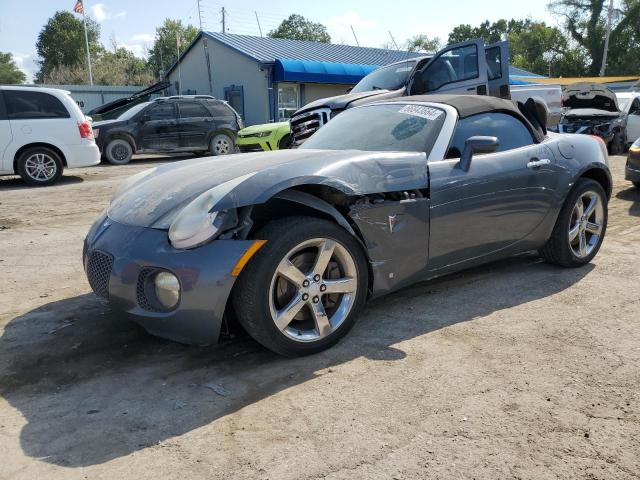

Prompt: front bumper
xmin=626 ymin=152 xmax=640 ymax=182
xmin=83 ymin=215 xmax=254 ymax=345
xmin=236 ymin=134 xmax=280 ymax=152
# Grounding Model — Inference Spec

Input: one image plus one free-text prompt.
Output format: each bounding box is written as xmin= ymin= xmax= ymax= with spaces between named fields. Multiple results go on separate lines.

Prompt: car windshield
xmin=351 ymin=60 xmax=418 ymax=93
xmin=118 ymin=102 xmax=150 ymax=120
xmin=300 ymin=103 xmax=446 ymax=153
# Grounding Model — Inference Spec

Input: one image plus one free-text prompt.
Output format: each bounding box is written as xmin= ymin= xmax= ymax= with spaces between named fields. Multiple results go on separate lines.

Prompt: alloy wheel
xmin=568 ymin=190 xmax=604 ymax=258
xmin=24 ymin=153 xmax=58 ymax=182
xmin=268 ymin=238 xmax=358 ymax=342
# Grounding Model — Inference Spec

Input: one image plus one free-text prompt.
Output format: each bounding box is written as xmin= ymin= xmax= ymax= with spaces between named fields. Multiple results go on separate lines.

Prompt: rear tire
xmin=278 ymin=134 xmax=291 ymax=150
xmin=105 ymin=138 xmax=133 ymax=165
xmin=232 ymin=216 xmax=368 ymax=356
xmin=209 ymin=134 xmax=234 ymax=156
xmin=633 ymin=181 xmax=640 ymax=189
xmin=539 ymin=178 xmax=607 ymax=267
xmin=16 ymin=147 xmax=63 ymax=186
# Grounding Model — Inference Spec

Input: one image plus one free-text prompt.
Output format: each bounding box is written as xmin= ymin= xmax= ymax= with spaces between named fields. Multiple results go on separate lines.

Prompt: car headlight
xmin=168 ymin=172 xmax=255 ymax=249
xmin=254 ymin=130 xmax=273 ymax=138
xmin=93 ymin=128 xmax=100 ymax=138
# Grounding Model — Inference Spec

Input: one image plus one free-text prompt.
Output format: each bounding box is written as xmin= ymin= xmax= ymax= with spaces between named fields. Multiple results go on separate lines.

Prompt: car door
xmin=626 ymin=97 xmax=640 ymax=145
xmin=427 ymin=112 xmax=557 ymax=272
xmin=0 ymin=92 xmax=12 ymax=172
xmin=408 ymin=39 xmax=489 ymax=96
xmin=177 ymin=100 xmax=214 ymax=149
xmin=139 ymin=102 xmax=178 ymax=151
xmin=485 ymin=41 xmax=511 ymax=99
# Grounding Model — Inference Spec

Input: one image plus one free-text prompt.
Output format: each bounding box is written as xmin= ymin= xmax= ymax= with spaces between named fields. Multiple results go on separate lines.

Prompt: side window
xmin=0 ymin=92 xmax=7 ymax=120
xmin=146 ymin=103 xmax=176 ymax=120
xmin=446 ymin=112 xmax=535 ymax=158
xmin=630 ymin=99 xmax=640 ymax=115
xmin=414 ymin=44 xmax=479 ymax=93
xmin=485 ymin=46 xmax=502 ymax=80
xmin=4 ymin=90 xmax=70 ymax=119
xmin=178 ymin=101 xmax=210 ymax=118
xmin=208 ymin=101 xmax=233 ymax=117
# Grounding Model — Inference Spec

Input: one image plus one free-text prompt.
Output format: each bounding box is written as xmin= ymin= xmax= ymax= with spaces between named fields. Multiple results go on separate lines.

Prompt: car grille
xmin=290 ymin=108 xmax=332 ymax=145
xmin=86 ymin=250 xmax=113 ymax=299
xmin=136 ymin=267 xmax=160 ymax=312
xmin=238 ymin=143 xmax=265 ymax=153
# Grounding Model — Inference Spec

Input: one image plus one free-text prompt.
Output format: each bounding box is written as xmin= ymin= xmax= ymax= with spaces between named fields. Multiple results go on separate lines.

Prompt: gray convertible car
xmin=84 ymin=95 xmax=611 ymax=356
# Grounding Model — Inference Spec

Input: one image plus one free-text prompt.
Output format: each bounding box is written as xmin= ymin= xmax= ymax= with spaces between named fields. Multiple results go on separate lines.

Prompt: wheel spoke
xmin=574 ymin=200 xmax=584 ymax=220
xmin=312 ymin=239 xmax=336 ymax=277
xmin=583 ymin=195 xmax=598 ymax=218
xmin=569 ymin=223 xmax=580 ymax=242
xmin=586 ymin=221 xmax=602 ymax=235
xmin=276 ymin=258 xmax=307 ymax=287
xmin=274 ymin=294 xmax=305 ymax=331
xmin=310 ymin=301 xmax=331 ymax=338
xmin=579 ymin=231 xmax=587 ymax=256
xmin=323 ymin=277 xmax=356 ymax=294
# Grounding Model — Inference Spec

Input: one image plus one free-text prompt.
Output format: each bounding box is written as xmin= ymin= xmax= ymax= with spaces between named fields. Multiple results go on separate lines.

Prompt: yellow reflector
xmin=231 ymin=240 xmax=267 ymax=276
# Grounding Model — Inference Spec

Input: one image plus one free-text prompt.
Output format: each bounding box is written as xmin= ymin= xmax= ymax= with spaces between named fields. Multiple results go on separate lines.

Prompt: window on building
xmin=4 ymin=90 xmax=70 ymax=119
xmin=278 ymin=84 xmax=299 ymax=120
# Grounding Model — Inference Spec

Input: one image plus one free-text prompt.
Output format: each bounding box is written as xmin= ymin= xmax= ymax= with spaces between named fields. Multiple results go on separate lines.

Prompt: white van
xmin=0 ymin=86 xmax=100 ymax=186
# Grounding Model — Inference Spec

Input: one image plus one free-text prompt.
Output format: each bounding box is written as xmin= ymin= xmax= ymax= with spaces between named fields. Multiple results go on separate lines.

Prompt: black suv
xmin=92 ymin=95 xmax=243 ymax=164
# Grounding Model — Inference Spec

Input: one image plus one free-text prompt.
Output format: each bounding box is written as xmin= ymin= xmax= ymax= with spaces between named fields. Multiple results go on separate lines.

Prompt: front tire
xmin=17 ymin=147 xmax=63 ymax=186
xmin=539 ymin=178 xmax=607 ymax=267
xmin=105 ymin=138 xmax=133 ymax=165
xmin=608 ymin=132 xmax=624 ymax=155
xmin=232 ymin=216 xmax=369 ymax=356
xmin=633 ymin=181 xmax=640 ymax=189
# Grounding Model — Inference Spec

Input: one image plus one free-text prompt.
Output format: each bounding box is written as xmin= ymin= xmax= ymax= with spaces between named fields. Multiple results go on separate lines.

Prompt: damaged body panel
xmin=85 ymin=95 xmax=611 ymax=351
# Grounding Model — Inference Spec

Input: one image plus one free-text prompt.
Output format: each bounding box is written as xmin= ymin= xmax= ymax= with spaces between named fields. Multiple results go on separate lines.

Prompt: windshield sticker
xmin=398 ymin=105 xmax=443 ymax=121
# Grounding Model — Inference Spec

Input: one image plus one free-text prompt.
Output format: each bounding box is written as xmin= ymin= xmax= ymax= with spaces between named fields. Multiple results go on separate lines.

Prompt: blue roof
xmin=274 ymin=59 xmax=379 ymax=84
xmin=204 ymin=32 xmax=421 ymax=66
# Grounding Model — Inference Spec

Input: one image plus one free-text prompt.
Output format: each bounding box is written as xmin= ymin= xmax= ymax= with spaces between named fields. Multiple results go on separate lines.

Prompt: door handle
xmin=527 ymin=158 xmax=551 ymax=169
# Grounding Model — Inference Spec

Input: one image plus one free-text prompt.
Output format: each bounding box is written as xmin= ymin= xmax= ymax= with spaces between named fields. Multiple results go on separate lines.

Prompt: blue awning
xmin=274 ymin=59 xmax=379 ymax=84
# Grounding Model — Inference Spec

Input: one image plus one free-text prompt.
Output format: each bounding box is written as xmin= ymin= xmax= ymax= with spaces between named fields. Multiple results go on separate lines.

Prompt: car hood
xmin=92 ymin=119 xmax=127 ymax=128
xmin=107 ymin=149 xmax=428 ymax=229
xmin=238 ymin=121 xmax=288 ymax=135
xmin=295 ymin=89 xmax=401 ymax=114
xmin=562 ymin=83 xmax=619 ymax=112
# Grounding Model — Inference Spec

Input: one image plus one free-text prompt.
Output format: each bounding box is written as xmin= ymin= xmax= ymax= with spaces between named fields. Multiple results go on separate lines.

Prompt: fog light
xmin=154 ymin=272 xmax=180 ymax=309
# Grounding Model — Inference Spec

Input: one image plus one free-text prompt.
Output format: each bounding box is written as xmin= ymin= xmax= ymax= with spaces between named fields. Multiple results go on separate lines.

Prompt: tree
xmin=406 ymin=35 xmax=442 ymax=52
xmin=0 ymin=52 xmax=26 ymax=84
xmin=35 ymin=11 xmax=101 ymax=82
xmin=268 ymin=14 xmax=331 ymax=43
xmin=549 ymin=0 xmax=640 ymax=75
xmin=147 ymin=19 xmax=198 ymax=78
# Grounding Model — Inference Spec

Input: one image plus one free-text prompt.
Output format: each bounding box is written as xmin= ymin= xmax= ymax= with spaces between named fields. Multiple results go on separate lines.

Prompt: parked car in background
xmin=84 ymin=95 xmax=611 ymax=356
xmin=236 ymin=121 xmax=291 ymax=152
xmin=626 ymin=137 xmax=640 ymax=188
xmin=289 ymin=39 xmax=562 ymax=144
xmin=615 ymin=91 xmax=640 ymax=147
xmin=0 ymin=86 xmax=100 ymax=186
xmin=92 ymin=95 xmax=243 ymax=165
xmin=551 ymin=83 xmax=626 ymax=154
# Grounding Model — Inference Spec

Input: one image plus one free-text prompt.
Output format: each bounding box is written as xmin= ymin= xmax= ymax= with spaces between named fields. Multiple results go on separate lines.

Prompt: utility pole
xmin=197 ymin=0 xmax=214 ymax=95
xmin=600 ymin=0 xmax=615 ymax=77
xmin=255 ymin=11 xmax=263 ymax=37
xmin=221 ymin=7 xmax=226 ymax=33
xmin=350 ymin=25 xmax=360 ymax=46
xmin=78 ymin=1 xmax=93 ymax=85
xmin=388 ymin=31 xmax=399 ymax=50
xmin=176 ymin=33 xmax=182 ymax=95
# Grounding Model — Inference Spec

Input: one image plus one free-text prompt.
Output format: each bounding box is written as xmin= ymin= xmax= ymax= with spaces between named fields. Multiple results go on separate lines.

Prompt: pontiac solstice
xmin=84 ymin=95 xmax=611 ymax=356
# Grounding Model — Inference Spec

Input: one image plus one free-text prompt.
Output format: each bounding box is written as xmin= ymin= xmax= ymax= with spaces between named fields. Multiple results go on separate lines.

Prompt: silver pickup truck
xmin=290 ymin=39 xmax=562 ymax=144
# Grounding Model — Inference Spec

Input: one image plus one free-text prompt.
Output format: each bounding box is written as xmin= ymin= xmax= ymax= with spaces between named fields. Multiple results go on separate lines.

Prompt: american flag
xmin=73 ymin=0 xmax=84 ymax=14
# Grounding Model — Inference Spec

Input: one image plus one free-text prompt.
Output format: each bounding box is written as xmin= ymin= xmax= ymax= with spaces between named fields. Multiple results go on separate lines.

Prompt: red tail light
xmin=78 ymin=121 xmax=94 ymax=140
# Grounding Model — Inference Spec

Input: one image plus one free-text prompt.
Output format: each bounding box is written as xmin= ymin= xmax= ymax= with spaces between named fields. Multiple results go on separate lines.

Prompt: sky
xmin=0 ymin=0 xmax=559 ymax=82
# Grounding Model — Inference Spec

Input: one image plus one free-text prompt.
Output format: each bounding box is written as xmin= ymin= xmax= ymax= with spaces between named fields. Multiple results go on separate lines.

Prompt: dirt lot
xmin=0 ymin=154 xmax=639 ymax=480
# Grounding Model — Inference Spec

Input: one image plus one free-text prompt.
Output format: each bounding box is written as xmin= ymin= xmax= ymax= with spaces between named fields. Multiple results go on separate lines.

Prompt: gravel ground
xmin=0 ymin=154 xmax=639 ymax=480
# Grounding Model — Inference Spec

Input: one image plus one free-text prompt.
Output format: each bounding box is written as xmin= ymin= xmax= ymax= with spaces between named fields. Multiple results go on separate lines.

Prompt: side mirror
xmin=459 ymin=136 xmax=499 ymax=171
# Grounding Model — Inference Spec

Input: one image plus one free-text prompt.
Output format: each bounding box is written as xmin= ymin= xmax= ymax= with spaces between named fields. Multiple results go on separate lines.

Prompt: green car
xmin=236 ymin=121 xmax=291 ymax=152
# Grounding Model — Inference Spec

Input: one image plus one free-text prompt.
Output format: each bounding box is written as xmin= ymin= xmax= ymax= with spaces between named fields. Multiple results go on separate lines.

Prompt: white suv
xmin=0 ymin=86 xmax=100 ymax=186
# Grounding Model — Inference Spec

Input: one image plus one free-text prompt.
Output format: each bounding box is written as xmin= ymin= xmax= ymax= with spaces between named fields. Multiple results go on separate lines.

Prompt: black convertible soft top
xmin=397 ymin=94 xmax=547 ymax=142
